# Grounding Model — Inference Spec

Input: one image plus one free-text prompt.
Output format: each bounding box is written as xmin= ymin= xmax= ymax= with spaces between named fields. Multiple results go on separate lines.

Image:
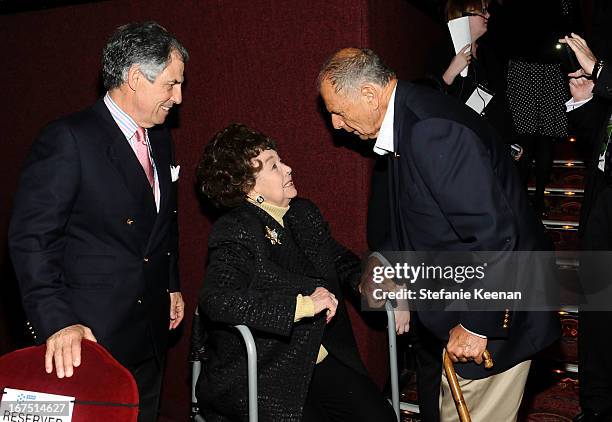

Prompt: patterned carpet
xmin=398 ymin=363 xmax=580 ymax=421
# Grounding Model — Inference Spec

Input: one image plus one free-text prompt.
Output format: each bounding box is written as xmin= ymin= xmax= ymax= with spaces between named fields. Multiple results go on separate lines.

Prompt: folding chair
xmin=191 ymin=304 xmax=401 ymax=422
xmin=190 ymin=308 xmax=258 ymax=422
xmin=386 ymin=300 xmax=401 ymax=421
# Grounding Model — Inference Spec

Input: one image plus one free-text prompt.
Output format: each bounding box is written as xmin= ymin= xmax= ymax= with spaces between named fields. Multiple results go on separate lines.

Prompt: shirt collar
xmin=373 ymin=84 xmax=397 ymax=155
xmin=103 ymin=92 xmax=140 ymax=141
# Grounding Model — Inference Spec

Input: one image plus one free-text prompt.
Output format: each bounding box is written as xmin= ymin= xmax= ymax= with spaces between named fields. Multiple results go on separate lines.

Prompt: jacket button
xmin=126 ymin=218 xmax=134 ymax=225
xmin=167 ymin=252 xmax=171 ymax=256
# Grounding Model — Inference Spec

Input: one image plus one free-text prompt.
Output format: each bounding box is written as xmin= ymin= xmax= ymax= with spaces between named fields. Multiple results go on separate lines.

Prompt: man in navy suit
xmin=9 ymin=22 xmax=188 ymax=421
xmin=318 ymin=48 xmax=559 ymax=421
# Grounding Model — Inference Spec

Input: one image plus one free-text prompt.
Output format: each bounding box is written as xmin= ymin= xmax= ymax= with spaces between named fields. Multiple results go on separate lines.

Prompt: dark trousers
xmin=127 ymin=356 xmax=164 ymax=422
xmin=578 ymin=311 xmax=612 ymax=414
xmin=579 ymin=185 xmax=612 ymax=415
xmin=517 ymin=134 xmax=555 ymax=215
xmin=301 ymin=354 xmax=397 ymax=422
xmin=411 ymin=316 xmax=443 ymax=422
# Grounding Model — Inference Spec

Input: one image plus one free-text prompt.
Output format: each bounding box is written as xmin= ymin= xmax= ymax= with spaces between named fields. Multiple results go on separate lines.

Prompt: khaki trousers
xmin=439 ymin=359 xmax=531 ymax=422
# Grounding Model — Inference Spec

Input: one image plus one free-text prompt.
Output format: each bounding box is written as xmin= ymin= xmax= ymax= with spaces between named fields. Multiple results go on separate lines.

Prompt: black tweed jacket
xmin=197 ymin=198 xmax=367 ymax=422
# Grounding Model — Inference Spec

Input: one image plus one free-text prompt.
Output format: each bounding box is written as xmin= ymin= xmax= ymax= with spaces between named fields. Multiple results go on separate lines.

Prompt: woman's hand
xmin=310 ymin=287 xmax=339 ymax=323
xmin=560 ymin=33 xmax=597 ymax=77
xmin=443 ymin=44 xmax=472 ymax=85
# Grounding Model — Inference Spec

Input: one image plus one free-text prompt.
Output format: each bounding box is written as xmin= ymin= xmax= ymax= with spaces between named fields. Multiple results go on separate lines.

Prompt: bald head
xmin=317 ymin=48 xmax=396 ymax=97
xmin=318 ymin=48 xmax=397 ymax=140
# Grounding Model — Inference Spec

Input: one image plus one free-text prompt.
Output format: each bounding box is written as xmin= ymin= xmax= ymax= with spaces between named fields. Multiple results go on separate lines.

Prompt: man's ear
xmin=126 ymin=64 xmax=141 ymax=91
xmin=361 ymin=84 xmax=380 ymax=109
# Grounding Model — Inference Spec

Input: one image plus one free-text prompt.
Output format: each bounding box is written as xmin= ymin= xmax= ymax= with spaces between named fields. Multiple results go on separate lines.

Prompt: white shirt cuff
xmin=565 ymin=96 xmax=593 ymax=112
xmin=460 ymin=324 xmax=487 ymax=339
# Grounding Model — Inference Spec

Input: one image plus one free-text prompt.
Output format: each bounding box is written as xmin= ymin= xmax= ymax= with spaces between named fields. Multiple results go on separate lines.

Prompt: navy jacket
xmin=9 ymin=98 xmax=180 ymax=366
xmin=386 ymin=81 xmax=560 ymax=379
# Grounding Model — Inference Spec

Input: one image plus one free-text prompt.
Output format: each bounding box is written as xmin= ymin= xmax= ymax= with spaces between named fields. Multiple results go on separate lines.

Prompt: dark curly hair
xmin=197 ymin=123 xmax=277 ymax=209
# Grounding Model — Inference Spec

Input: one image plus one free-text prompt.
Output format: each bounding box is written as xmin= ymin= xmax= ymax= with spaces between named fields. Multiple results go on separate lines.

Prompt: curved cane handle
xmin=482 ymin=349 xmax=493 ymax=369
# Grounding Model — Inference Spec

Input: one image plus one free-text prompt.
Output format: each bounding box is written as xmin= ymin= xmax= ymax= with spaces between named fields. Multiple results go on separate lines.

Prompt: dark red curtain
xmin=0 ymin=1 xmax=442 ymax=419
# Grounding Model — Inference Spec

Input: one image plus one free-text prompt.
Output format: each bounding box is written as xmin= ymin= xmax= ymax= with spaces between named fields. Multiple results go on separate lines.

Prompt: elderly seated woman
xmin=196 ymin=123 xmax=396 ymax=422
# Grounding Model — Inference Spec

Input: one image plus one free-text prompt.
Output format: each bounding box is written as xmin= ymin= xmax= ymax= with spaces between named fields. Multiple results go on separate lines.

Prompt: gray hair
xmin=102 ymin=21 xmax=189 ymax=90
xmin=317 ymin=48 xmax=395 ymax=96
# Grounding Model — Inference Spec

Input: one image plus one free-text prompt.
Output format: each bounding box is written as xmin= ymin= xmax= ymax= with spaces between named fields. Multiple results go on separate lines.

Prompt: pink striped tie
xmin=134 ymin=127 xmax=154 ymax=188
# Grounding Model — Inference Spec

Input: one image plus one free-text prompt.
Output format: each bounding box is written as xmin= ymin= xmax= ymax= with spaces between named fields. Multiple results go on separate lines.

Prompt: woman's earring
xmin=256 ymin=195 xmax=265 ymax=204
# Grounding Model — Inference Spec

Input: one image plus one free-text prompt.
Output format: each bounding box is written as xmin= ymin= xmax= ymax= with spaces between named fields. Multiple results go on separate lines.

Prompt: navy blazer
xmin=9 ymin=98 xmax=180 ymax=366
xmin=385 ymin=81 xmax=559 ymax=379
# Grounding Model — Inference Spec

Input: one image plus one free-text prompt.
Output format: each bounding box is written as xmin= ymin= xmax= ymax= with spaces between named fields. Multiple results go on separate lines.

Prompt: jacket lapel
xmin=284 ymin=207 xmax=332 ymax=283
xmin=247 ymin=205 xmax=323 ymax=282
xmin=390 ymin=81 xmax=419 ymax=251
xmin=390 ymin=83 xmax=407 ymax=251
xmin=144 ymin=127 xmax=173 ymax=253
xmin=149 ymin=127 xmax=171 ymax=217
xmin=93 ymin=99 xmax=157 ymax=217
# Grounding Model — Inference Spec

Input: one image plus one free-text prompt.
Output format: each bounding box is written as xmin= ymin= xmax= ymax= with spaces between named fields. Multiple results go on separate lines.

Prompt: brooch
xmin=265 ymin=226 xmax=282 ymax=245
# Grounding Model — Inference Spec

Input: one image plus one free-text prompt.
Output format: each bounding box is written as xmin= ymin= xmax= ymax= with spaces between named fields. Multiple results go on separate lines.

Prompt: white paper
xmin=465 ymin=87 xmax=493 ymax=115
xmin=447 ymin=17 xmax=472 ymax=77
xmin=1 ymin=388 xmax=74 ymax=422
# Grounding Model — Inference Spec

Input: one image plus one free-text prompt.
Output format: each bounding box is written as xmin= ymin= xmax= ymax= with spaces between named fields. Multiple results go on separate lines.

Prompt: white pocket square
xmin=170 ymin=165 xmax=180 ymax=182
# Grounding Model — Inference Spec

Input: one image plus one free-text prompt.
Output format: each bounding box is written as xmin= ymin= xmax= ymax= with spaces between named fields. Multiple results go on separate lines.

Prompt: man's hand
xmin=559 ymin=33 xmax=598 ymax=76
xmin=446 ymin=324 xmax=487 ymax=364
xmin=169 ymin=292 xmax=185 ymax=330
xmin=569 ymin=76 xmax=594 ymax=102
xmin=310 ymin=287 xmax=339 ymax=323
xmin=393 ymin=286 xmax=410 ymax=335
xmin=359 ymin=255 xmax=394 ymax=308
xmin=45 ymin=324 xmax=96 ymax=378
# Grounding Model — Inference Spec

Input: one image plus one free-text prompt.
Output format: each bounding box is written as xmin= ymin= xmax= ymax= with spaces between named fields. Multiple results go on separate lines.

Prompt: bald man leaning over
xmin=318 ymin=48 xmax=560 ymax=421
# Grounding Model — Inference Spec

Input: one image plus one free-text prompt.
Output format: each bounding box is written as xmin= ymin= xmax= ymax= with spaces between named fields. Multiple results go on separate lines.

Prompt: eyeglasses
xmin=462 ymin=7 xmax=488 ymax=18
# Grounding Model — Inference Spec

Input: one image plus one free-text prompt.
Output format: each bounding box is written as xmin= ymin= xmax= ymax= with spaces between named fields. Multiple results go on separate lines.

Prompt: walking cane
xmin=443 ymin=349 xmax=493 ymax=422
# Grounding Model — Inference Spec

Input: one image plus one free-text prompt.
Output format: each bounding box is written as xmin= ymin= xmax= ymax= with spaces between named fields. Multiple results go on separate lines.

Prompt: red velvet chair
xmin=0 ymin=339 xmax=138 ymax=421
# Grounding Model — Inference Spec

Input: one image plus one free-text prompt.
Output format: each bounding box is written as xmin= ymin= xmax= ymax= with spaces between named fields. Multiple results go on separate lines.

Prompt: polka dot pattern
xmin=561 ymin=0 xmax=572 ymax=16
xmin=507 ymin=60 xmax=570 ymax=137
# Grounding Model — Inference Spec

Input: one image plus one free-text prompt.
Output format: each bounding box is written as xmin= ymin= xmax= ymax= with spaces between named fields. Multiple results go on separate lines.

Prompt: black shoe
xmin=574 ymin=410 xmax=612 ymax=422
